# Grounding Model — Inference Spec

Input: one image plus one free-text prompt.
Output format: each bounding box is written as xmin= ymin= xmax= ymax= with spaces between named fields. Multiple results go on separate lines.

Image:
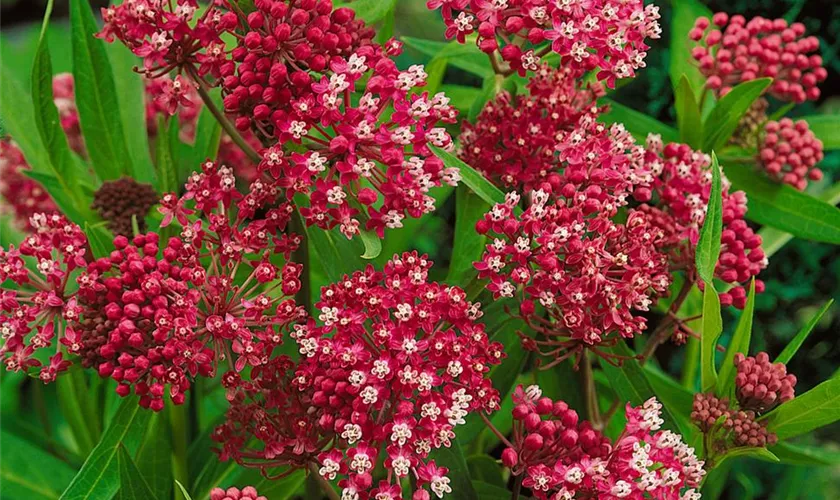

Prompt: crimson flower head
xmin=236 ymin=46 xmax=460 ymax=239
xmin=640 ymin=137 xmax=767 ymax=308
xmin=504 ymin=387 xmax=705 ymax=499
xmin=288 ymin=252 xmax=504 ymax=497
xmin=460 ymin=64 xmax=605 ymax=191
xmin=690 ymin=13 xmax=826 ymax=102
xmin=220 ymin=0 xmax=376 ymax=133
xmin=427 ymin=0 xmax=661 ymax=86
xmin=475 ymin=116 xmax=670 ymax=362
xmin=758 ymin=118 xmax=824 ymax=190
xmin=0 ymin=214 xmax=88 ymax=380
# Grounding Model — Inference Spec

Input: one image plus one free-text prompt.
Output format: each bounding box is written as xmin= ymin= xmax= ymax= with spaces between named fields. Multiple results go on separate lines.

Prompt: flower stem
xmin=581 ymin=350 xmax=602 ymax=429
xmin=640 ymin=278 xmax=694 ymax=364
xmin=185 ymin=66 xmax=260 ymax=164
xmin=169 ymin=403 xmax=190 ymax=500
xmin=290 ymin=207 xmax=312 ymax=313
xmin=511 ymin=474 xmax=523 ymax=500
xmin=308 ymin=463 xmax=340 ymax=500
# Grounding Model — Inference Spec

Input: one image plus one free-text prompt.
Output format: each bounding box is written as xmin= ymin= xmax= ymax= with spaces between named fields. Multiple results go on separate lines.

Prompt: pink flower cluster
xmin=690 ymin=13 xmax=826 ymax=102
xmin=427 ymin=0 xmax=661 ymax=86
xmin=297 ymin=252 xmax=503 ymax=496
xmin=475 ymin=117 xmax=670 ymax=359
xmin=734 ymin=352 xmax=797 ymax=413
xmin=220 ymin=0 xmax=375 ymax=133
xmin=503 ymin=386 xmax=704 ymax=499
xmin=640 ymin=137 xmax=767 ymax=308
xmin=0 ymin=214 xmax=87 ymax=381
xmin=248 ymin=46 xmax=460 ymax=239
xmin=99 ymin=0 xmax=236 ymax=79
xmin=215 ymin=252 xmax=503 ymax=498
xmin=759 ymin=118 xmax=824 ymax=190
xmin=459 ymin=64 xmax=604 ymax=191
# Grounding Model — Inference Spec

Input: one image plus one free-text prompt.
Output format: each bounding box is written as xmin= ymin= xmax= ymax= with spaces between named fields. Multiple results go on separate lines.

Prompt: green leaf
xmin=765 ymin=375 xmax=840 ymax=440
xmin=598 ymin=99 xmax=680 ymax=144
xmin=401 ymin=36 xmax=492 ymax=79
xmin=700 ymin=285 xmax=723 ymax=392
xmin=703 ymin=78 xmax=772 ymax=152
xmin=599 ymin=342 xmax=684 ymax=434
xmin=467 ymin=455 xmax=504 ymax=487
xmin=187 ymin=88 xmax=223 ymax=185
xmin=23 ymin=170 xmax=86 ymax=224
xmin=717 ymin=446 xmax=780 ymax=466
xmin=336 ymin=0 xmax=397 ymax=24
xmin=770 ymin=441 xmax=840 ymax=466
xmin=695 ymin=153 xmax=723 ymax=284
xmin=775 ymin=300 xmax=833 ymax=365
xmin=472 ymin=481 xmax=510 ymax=498
xmin=723 ymin=161 xmax=840 ymax=244
xmin=188 ymin=416 xmax=239 ymax=500
xmin=70 ymin=0 xmax=132 ymax=181
xmin=643 ymin=364 xmax=695 ymax=417
xmin=56 ymin=368 xmax=100 ymax=456
xmin=175 ymin=481 xmax=194 ymax=500
xmin=294 ymin=203 xmax=365 ymax=283
xmin=675 ymin=74 xmax=703 ymax=148
xmin=758 ymin=181 xmax=840 ymax=257
xmin=669 ymin=0 xmax=713 ymax=93
xmin=468 ymin=74 xmax=502 ymax=122
xmin=29 ymin=0 xmax=89 ymax=223
xmin=803 ymin=115 xmax=840 ymax=150
xmin=85 ymin=222 xmax=114 ymax=260
xmin=104 ymin=41 xmax=155 ymax=184
xmin=430 ymin=145 xmax=507 ymax=207
xmin=156 ymin=117 xmax=178 ymax=195
xmin=0 ymin=430 xmax=77 ymax=500
xmin=133 ymin=412 xmax=172 ymax=500
xmin=359 ymin=228 xmax=382 ymax=260
xmin=716 ymin=279 xmax=756 ymax=397
xmin=118 ymin=446 xmax=158 ymax=500
xmin=439 ymin=84 xmax=483 ymax=113
xmin=446 ymin=186 xmax=489 ymax=286
xmin=60 ymin=397 xmax=152 ymax=500
xmin=428 ymin=439 xmax=477 ymax=500
xmin=0 ymin=62 xmax=51 ymax=176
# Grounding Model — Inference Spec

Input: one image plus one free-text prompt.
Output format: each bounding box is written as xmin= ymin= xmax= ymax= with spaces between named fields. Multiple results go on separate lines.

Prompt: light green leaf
xmin=428 ymin=439 xmax=477 ymax=500
xmin=175 ymin=481 xmax=194 ymax=500
xmin=724 ymin=161 xmax=840 ymax=244
xmin=0 ymin=430 xmax=77 ymax=500
xmin=60 ymin=397 xmax=152 ymax=500
xmin=132 ymin=412 xmax=172 ymax=500
xmin=643 ymin=364 xmax=695 ymax=417
xmin=85 ymin=222 xmax=114 ymax=260
xmin=703 ymin=78 xmax=772 ymax=152
xmin=599 ymin=342 xmax=685 ymax=434
xmin=468 ymin=73 xmax=504 ymax=122
xmin=770 ymin=441 xmax=840 ymax=466
xmin=675 ymin=74 xmax=703 ymax=148
xmin=336 ymin=0 xmax=397 ymax=24
xmin=765 ymin=376 xmax=840 ymax=440
xmin=401 ymin=36 xmax=492 ymax=79
xmin=294 ymin=202 xmax=365 ymax=283
xmin=70 ymin=0 xmax=132 ymax=181
xmin=717 ymin=446 xmax=780 ymax=466
xmin=757 ymin=180 xmax=840 ymax=257
xmin=430 ymin=145 xmax=508 ymax=207
xmin=438 ymin=84 xmax=483 ymax=113
xmin=446 ymin=186 xmax=489 ymax=286
xmin=599 ymin=99 xmax=680 ymax=144
xmin=56 ymin=368 xmax=100 ymax=456
xmin=104 ymin=42 xmax=155 ymax=184
xmin=700 ymin=285 xmax=723 ymax=392
xmin=717 ymin=279 xmax=756 ymax=397
xmin=695 ymin=153 xmax=723 ymax=284
xmin=118 ymin=446 xmax=158 ymax=500
xmin=467 ymin=455 xmax=504 ymax=487
xmin=359 ymin=228 xmax=382 ymax=260
xmin=803 ymin=115 xmax=840 ymax=150
xmin=775 ymin=300 xmax=833 ymax=365
xmin=669 ymin=0 xmax=713 ymax=93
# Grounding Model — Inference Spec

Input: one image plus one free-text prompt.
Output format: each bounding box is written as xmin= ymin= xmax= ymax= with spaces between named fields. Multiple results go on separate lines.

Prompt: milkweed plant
xmin=0 ymin=0 xmax=839 ymax=499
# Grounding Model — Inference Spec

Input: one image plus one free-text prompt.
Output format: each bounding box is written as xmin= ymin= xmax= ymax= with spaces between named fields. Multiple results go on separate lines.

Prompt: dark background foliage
xmin=1 ymin=0 xmax=838 ymax=498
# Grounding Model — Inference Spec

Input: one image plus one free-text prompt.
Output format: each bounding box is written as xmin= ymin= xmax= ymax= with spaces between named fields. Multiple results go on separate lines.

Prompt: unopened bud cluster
xmin=734 ymin=352 xmax=797 ymax=412
xmin=759 ymin=118 xmax=824 ymax=190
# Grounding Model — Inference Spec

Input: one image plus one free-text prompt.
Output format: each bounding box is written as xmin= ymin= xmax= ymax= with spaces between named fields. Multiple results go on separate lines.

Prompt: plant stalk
xmin=169 ymin=403 xmax=190 ymax=500
xmin=308 ymin=463 xmax=340 ymax=500
xmin=581 ymin=351 xmax=602 ymax=429
xmin=290 ymin=208 xmax=312 ymax=313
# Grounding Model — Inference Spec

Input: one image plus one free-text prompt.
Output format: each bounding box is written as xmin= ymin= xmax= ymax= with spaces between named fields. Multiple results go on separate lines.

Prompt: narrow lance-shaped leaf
xmin=758 ymin=180 xmax=840 ymax=258
xmin=401 ymin=36 xmax=492 ymax=79
xmin=156 ymin=116 xmax=179 ymax=195
xmin=703 ymin=78 xmax=772 ymax=152
xmin=764 ymin=376 xmax=840 ymax=440
xmin=429 ymin=145 xmax=508 ymax=208
xmin=695 ymin=152 xmax=723 ymax=284
xmin=669 ymin=0 xmax=713 ymax=93
xmin=598 ymin=99 xmax=680 ymax=144
xmin=700 ymin=285 xmax=723 ymax=392
xmin=803 ymin=115 xmax=840 ymax=150
xmin=675 ymin=74 xmax=703 ymax=148
xmin=0 ymin=430 xmax=77 ymax=500
xmin=70 ymin=0 xmax=132 ymax=181
xmin=335 ymin=0 xmax=397 ymax=24
xmin=724 ymin=161 xmax=840 ymax=244
xmin=446 ymin=186 xmax=489 ymax=286
xmin=427 ymin=439 xmax=478 ymax=500
xmin=716 ymin=279 xmax=756 ymax=397
xmin=775 ymin=300 xmax=834 ymax=365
